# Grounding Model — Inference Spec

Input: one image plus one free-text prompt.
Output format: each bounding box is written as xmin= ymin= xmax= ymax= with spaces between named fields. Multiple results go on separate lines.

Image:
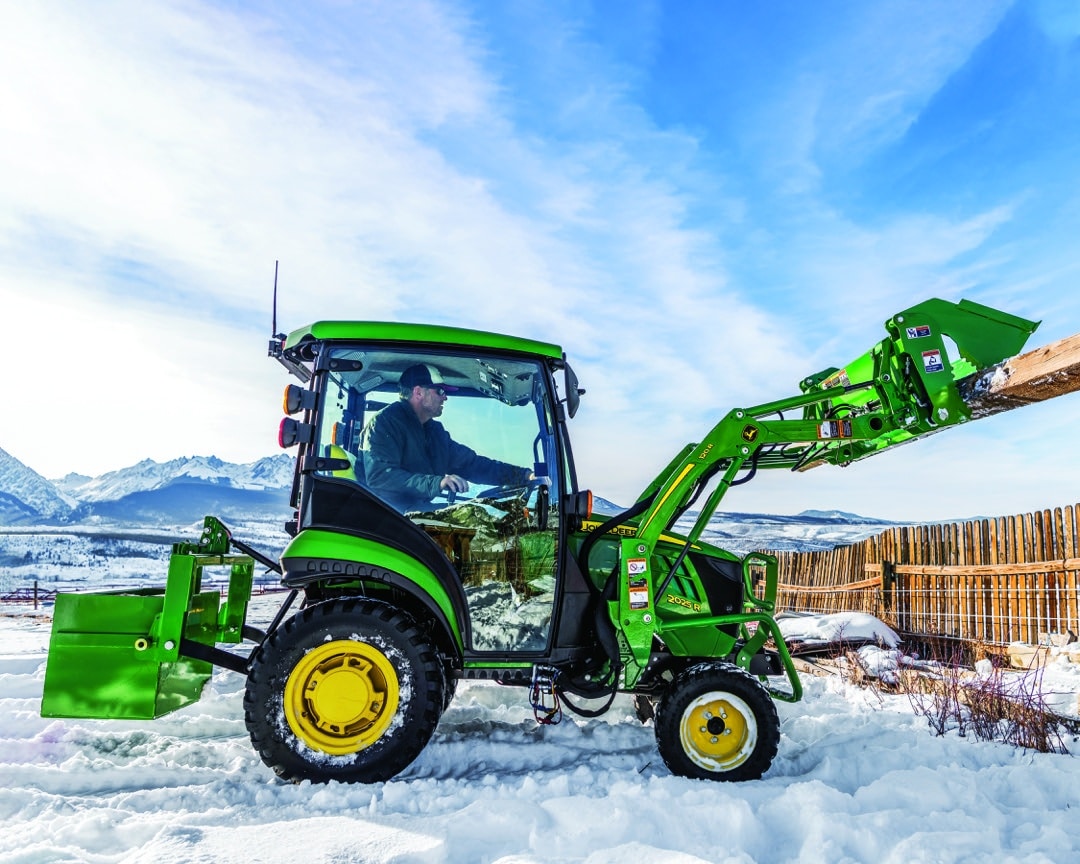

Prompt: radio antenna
xmin=272 ymin=260 xmax=282 ymax=337
xmin=268 ymin=260 xmax=285 ymax=358
xmin=267 ymin=261 xmax=309 ymax=380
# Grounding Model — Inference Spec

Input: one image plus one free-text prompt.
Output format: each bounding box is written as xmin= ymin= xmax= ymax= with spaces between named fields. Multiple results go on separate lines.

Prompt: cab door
xmin=409 ymin=357 xmax=561 ymax=653
xmin=310 ymin=345 xmax=564 ymax=654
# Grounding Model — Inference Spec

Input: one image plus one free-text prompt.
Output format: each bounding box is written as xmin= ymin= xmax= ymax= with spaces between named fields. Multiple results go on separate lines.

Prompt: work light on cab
xmin=278 ymin=417 xmax=312 ymax=448
xmin=283 ymin=384 xmax=316 ymax=416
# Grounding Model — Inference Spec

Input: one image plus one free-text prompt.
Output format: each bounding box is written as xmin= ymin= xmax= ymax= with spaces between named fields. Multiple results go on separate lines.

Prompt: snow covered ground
xmin=3 ymin=597 xmax=1079 ymax=864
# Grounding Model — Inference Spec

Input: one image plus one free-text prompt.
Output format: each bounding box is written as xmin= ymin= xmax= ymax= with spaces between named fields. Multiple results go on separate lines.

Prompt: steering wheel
xmin=468 ymin=481 xmax=527 ymax=503
xmin=473 ymin=477 xmax=548 ymax=501
xmin=440 ymin=484 xmax=525 ymax=505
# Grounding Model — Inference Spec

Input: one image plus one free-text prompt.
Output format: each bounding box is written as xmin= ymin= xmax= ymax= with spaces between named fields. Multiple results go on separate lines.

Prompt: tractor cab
xmin=273 ymin=322 xmax=595 ymax=665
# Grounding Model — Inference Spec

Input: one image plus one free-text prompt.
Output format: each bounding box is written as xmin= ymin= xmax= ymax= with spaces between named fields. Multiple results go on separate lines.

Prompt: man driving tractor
xmin=361 ymin=362 xmax=534 ymax=512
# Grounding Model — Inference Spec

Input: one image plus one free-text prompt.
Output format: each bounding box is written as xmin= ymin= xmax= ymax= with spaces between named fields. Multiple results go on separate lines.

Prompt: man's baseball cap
xmin=400 ymin=363 xmax=458 ymax=391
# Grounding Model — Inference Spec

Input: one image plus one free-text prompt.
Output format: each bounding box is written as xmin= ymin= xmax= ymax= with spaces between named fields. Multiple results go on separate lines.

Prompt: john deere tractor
xmin=41 ymin=298 xmax=1038 ymax=783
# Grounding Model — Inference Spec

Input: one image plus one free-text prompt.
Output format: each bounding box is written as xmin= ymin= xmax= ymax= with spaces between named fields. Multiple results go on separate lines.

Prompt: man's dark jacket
xmin=361 ymin=399 xmax=530 ymax=512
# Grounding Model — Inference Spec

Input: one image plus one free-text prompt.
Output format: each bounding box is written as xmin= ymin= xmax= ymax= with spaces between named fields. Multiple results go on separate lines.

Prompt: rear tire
xmin=654 ymin=662 xmax=779 ymax=781
xmin=244 ymin=598 xmax=443 ymax=783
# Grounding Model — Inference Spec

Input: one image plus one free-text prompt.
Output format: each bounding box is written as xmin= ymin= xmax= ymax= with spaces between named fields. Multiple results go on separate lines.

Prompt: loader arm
xmin=635 ymin=298 xmax=1038 ymax=553
xmin=597 ymin=299 xmax=1038 ymax=691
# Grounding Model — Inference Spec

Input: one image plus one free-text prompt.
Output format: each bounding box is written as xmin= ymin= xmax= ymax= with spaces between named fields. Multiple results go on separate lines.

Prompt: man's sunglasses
xmin=423 ymin=385 xmax=448 ymax=396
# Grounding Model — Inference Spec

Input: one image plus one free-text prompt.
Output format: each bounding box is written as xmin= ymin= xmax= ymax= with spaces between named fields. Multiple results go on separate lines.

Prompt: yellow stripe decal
xmin=579 ymin=520 xmax=699 ymax=549
xmin=640 ymin=464 xmax=696 ymax=534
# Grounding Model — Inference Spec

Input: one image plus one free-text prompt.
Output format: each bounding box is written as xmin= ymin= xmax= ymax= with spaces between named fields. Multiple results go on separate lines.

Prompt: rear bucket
xmin=41 ymin=519 xmax=254 ymax=720
xmin=41 ymin=587 xmax=222 ymax=719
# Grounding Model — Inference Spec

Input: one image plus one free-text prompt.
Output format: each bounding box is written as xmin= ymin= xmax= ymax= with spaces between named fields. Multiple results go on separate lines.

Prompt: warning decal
xmin=906 ymin=325 xmax=932 ymax=339
xmin=627 ymin=558 xmax=649 ymax=609
xmin=818 ymin=419 xmax=853 ymax=439
xmin=922 ymin=349 xmax=945 ymax=373
xmin=821 ymin=370 xmax=851 ymax=389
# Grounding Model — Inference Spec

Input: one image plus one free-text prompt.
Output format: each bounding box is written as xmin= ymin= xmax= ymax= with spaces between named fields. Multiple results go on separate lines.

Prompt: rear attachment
xmin=41 ymin=517 xmax=257 ymax=720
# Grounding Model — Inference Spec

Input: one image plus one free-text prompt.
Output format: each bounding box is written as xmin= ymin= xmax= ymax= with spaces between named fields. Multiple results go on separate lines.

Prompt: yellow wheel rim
xmin=284 ymin=639 xmax=399 ymax=756
xmin=678 ymin=691 xmax=758 ymax=773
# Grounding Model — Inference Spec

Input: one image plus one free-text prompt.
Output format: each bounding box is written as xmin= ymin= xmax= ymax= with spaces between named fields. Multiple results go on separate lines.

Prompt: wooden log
xmin=891 ymin=558 xmax=1080 ymax=576
xmin=958 ymin=331 xmax=1080 ymax=417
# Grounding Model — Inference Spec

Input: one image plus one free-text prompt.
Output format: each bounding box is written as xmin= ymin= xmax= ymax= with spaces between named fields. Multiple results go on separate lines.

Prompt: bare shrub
xmin=839 ymin=649 xmax=886 ymax=708
xmin=963 ymin=664 xmax=1070 ymax=755
xmin=901 ymin=651 xmax=969 ymax=738
xmin=894 ymin=648 xmax=1071 ymax=755
xmin=814 ymin=623 xmax=1071 ymax=755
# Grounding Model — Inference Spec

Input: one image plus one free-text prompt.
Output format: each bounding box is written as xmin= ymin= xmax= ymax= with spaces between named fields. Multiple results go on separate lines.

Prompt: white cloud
xmin=0 ymin=270 xmax=284 ymax=477
xmin=0 ymin=0 xmax=769 ymax=482
xmin=734 ymin=0 xmax=1012 ymax=193
xmin=1 ymin=0 xmax=1077 ymax=526
xmin=807 ymin=0 xmax=1012 ymax=164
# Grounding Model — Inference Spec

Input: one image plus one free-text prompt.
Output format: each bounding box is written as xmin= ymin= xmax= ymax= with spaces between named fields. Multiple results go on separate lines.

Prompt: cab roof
xmin=283 ymin=321 xmax=564 ymax=361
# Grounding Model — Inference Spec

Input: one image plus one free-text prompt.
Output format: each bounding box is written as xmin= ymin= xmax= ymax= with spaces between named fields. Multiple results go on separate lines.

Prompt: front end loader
xmin=41 ymin=297 xmax=1039 ymax=783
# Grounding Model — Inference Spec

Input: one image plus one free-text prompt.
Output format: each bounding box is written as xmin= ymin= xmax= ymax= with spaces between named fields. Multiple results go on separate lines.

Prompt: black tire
xmin=654 ymin=662 xmax=780 ymax=781
xmin=441 ymin=665 xmax=458 ymax=711
xmin=244 ymin=598 xmax=444 ymax=784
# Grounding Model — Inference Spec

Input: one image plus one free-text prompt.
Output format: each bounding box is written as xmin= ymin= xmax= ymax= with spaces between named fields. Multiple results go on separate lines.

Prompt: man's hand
xmin=440 ymin=474 xmax=469 ymax=494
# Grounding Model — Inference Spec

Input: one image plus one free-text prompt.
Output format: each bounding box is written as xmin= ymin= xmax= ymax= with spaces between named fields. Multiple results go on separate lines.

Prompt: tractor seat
xmin=328 ymin=444 xmax=365 ymax=485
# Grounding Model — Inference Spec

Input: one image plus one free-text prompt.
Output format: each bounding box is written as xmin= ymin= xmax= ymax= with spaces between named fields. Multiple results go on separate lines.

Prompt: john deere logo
xmin=742 ymin=425 xmax=758 ymax=442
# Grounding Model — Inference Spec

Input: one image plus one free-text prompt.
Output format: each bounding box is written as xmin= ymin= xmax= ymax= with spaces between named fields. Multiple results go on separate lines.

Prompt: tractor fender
xmin=280 ymin=529 xmax=466 ymax=656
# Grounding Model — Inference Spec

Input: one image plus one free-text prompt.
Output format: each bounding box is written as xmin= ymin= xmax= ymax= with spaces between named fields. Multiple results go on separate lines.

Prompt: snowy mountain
xmin=679 ymin=509 xmax=902 ymax=554
xmin=0 ymin=447 xmax=901 ymax=552
xmin=591 ymin=496 xmax=624 ymax=516
xmin=592 ymin=498 xmax=901 ymax=554
xmin=796 ymin=508 xmax=893 ymax=524
xmin=59 ymin=454 xmax=295 ymax=503
xmin=0 ymin=447 xmax=75 ymax=524
xmin=0 ymin=451 xmax=294 ymax=527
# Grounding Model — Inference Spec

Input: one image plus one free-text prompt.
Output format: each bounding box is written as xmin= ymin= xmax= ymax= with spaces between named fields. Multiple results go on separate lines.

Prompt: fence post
xmin=880 ymin=560 xmax=894 ymax=611
xmin=34 ymin=580 xmax=38 ymax=611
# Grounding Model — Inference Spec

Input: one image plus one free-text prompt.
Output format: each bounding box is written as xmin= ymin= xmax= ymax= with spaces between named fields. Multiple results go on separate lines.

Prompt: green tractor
xmin=41 ymin=298 xmax=1038 ymax=783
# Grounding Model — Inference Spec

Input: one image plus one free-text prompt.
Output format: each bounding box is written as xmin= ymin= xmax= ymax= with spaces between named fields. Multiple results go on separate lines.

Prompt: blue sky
xmin=2 ymin=0 xmax=1079 ymax=520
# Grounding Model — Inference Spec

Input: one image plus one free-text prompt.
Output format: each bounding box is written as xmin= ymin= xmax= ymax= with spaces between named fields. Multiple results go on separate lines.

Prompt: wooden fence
xmin=772 ymin=504 xmax=1080 ymax=647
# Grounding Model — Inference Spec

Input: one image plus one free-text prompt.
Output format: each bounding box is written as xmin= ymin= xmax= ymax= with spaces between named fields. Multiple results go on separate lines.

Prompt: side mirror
xmin=564 ymin=363 xmax=585 ymax=419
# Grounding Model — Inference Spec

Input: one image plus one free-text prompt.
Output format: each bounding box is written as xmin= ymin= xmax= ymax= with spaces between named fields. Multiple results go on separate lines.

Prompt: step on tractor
xmin=41 ymin=298 xmax=1039 ymax=783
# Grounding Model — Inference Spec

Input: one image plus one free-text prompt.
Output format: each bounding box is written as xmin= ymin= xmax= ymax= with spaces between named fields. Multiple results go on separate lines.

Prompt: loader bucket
xmin=41 ymin=517 xmax=255 ymax=720
xmin=798 ymin=298 xmax=1039 ymax=461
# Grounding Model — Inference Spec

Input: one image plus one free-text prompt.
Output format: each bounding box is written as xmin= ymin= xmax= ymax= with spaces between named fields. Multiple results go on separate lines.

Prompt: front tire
xmin=244 ymin=598 xmax=444 ymax=783
xmin=654 ymin=662 xmax=779 ymax=781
